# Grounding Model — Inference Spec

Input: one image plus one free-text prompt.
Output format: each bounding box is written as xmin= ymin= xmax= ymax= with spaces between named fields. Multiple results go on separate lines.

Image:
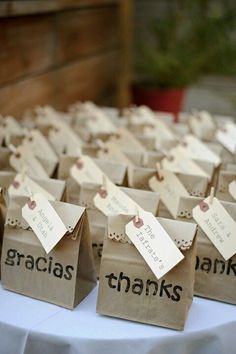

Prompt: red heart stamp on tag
xmin=98 ymin=188 xmax=108 ymax=199
xmin=12 ymin=180 xmax=20 ymax=189
xmin=27 ymin=199 xmax=36 ymax=210
xmin=133 ymin=217 xmax=144 ymax=228
xmin=199 ymin=200 xmax=209 ymax=212
xmin=76 ymin=159 xmax=83 ymax=169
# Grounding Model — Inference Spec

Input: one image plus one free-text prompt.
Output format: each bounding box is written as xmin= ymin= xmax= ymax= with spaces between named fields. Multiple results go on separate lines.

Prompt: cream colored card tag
xmin=178 ymin=134 xmax=221 ymax=167
xmin=1 ymin=116 xmax=23 ymax=135
xmin=86 ymin=111 xmax=117 ymax=135
xmin=23 ymin=130 xmax=58 ymax=163
xmin=22 ymin=193 xmax=67 ymax=254
xmin=8 ymin=173 xmax=55 ymax=200
xmin=9 ymin=147 xmax=49 ymax=179
xmin=229 ymin=180 xmax=236 ymax=201
xmin=125 ymin=210 xmax=184 ymax=279
xmin=216 ymin=128 xmax=236 ymax=154
xmin=161 ymin=147 xmax=209 ymax=179
xmin=97 ymin=141 xmax=134 ymax=167
xmin=149 ymin=169 xmax=189 ymax=218
xmin=64 ymin=124 xmax=84 ymax=156
xmin=70 ymin=155 xmax=104 ymax=185
xmin=111 ymin=127 xmax=146 ymax=152
xmin=193 ymin=196 xmax=236 ymax=260
xmin=93 ymin=178 xmax=142 ymax=216
xmin=48 ymin=126 xmax=66 ymax=156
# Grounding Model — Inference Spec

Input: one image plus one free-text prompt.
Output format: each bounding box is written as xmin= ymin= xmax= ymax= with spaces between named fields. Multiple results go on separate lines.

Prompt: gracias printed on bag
xmin=1 ymin=196 xmax=96 ymax=308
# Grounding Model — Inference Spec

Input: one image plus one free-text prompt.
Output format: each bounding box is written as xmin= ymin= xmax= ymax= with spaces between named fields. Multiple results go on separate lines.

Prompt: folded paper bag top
xmin=1 ymin=196 xmax=96 ymax=309
xmin=97 ymin=214 xmax=197 ymax=330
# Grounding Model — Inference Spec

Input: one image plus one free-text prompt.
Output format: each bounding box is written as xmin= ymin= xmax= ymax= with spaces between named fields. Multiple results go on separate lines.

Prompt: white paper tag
xmin=22 ymin=193 xmax=67 ymax=253
xmin=22 ymin=130 xmax=58 ymax=163
xmin=229 ymin=180 xmax=236 ymax=201
xmin=8 ymin=173 xmax=55 ymax=201
xmin=216 ymin=128 xmax=236 ymax=154
xmin=178 ymin=135 xmax=221 ymax=167
xmin=97 ymin=141 xmax=134 ymax=167
xmin=111 ymin=128 xmax=146 ymax=152
xmin=93 ymin=178 xmax=142 ymax=216
xmin=70 ymin=155 xmax=104 ymax=185
xmin=193 ymin=196 xmax=236 ymax=260
xmin=86 ymin=112 xmax=117 ymax=135
xmin=1 ymin=116 xmax=23 ymax=136
xmin=9 ymin=146 xmax=49 ymax=179
xmin=149 ymin=169 xmax=189 ymax=218
xmin=125 ymin=210 xmax=184 ymax=279
xmin=161 ymin=147 xmax=209 ymax=179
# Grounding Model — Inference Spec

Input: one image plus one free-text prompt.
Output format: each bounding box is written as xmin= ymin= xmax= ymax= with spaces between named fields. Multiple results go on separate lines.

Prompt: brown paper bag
xmin=1 ymin=196 xmax=96 ymax=308
xmin=0 ymin=188 xmax=7 ymax=277
xmin=0 ymin=148 xmax=12 ymax=171
xmin=79 ymin=182 xmax=160 ymax=276
xmin=128 ymin=166 xmax=209 ymax=218
xmin=0 ymin=171 xmax=66 ymax=201
xmin=177 ymin=195 xmax=236 ymax=304
xmin=58 ymin=155 xmax=127 ymax=204
xmin=216 ymin=170 xmax=236 ymax=202
xmin=128 ymin=166 xmax=209 ymax=197
xmin=97 ymin=215 xmax=197 ymax=330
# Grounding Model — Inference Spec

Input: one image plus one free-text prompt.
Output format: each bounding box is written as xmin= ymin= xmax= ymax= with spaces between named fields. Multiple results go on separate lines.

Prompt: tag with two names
xmin=22 ymin=193 xmax=67 ymax=254
xmin=93 ymin=177 xmax=142 ymax=216
xmin=8 ymin=173 xmax=55 ymax=201
xmin=193 ymin=196 xmax=236 ymax=260
xmin=149 ymin=169 xmax=189 ymax=218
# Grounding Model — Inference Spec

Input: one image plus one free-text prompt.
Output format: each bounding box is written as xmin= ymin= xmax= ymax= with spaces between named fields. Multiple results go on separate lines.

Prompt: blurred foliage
xmin=136 ymin=0 xmax=236 ymax=88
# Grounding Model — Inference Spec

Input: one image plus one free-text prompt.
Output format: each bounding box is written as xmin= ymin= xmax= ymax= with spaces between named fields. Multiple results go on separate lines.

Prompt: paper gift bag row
xmin=0 ymin=102 xmax=236 ymax=331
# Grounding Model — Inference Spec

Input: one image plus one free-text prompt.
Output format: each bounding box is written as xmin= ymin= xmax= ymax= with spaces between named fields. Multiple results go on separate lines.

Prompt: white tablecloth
xmin=0 ymin=283 xmax=236 ymax=354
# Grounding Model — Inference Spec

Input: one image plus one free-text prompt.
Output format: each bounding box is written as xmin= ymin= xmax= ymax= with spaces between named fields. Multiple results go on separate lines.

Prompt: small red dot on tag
xmin=199 ymin=201 xmax=209 ymax=212
xmin=12 ymin=180 xmax=20 ymax=189
xmin=27 ymin=199 xmax=36 ymax=210
xmin=133 ymin=217 xmax=144 ymax=228
xmin=98 ymin=188 xmax=108 ymax=199
xmin=76 ymin=159 xmax=83 ymax=169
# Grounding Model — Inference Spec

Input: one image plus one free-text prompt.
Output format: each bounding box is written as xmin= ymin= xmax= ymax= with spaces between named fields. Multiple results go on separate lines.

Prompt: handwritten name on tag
xmin=8 ymin=173 xmax=55 ymax=200
xmin=193 ymin=196 xmax=236 ymax=260
xmin=216 ymin=128 xmax=236 ymax=154
xmin=70 ymin=155 xmax=104 ymax=185
xmin=161 ymin=147 xmax=209 ymax=179
xmin=9 ymin=147 xmax=49 ymax=179
xmin=93 ymin=178 xmax=142 ymax=216
xmin=229 ymin=181 xmax=236 ymax=201
xmin=178 ymin=135 xmax=221 ymax=167
xmin=22 ymin=193 xmax=67 ymax=253
xmin=23 ymin=130 xmax=58 ymax=163
xmin=149 ymin=170 xmax=189 ymax=218
xmin=125 ymin=210 xmax=184 ymax=279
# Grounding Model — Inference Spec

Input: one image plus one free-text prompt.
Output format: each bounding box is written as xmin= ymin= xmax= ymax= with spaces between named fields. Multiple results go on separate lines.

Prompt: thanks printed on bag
xmin=70 ymin=155 xmax=104 ymax=185
xmin=8 ymin=173 xmax=55 ymax=201
xmin=178 ymin=135 xmax=221 ymax=167
xmin=193 ymin=196 xmax=236 ymax=260
xmin=125 ymin=210 xmax=184 ymax=279
xmin=149 ymin=169 xmax=189 ymax=218
xmin=229 ymin=180 xmax=236 ymax=201
xmin=93 ymin=178 xmax=142 ymax=216
xmin=22 ymin=193 xmax=67 ymax=253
